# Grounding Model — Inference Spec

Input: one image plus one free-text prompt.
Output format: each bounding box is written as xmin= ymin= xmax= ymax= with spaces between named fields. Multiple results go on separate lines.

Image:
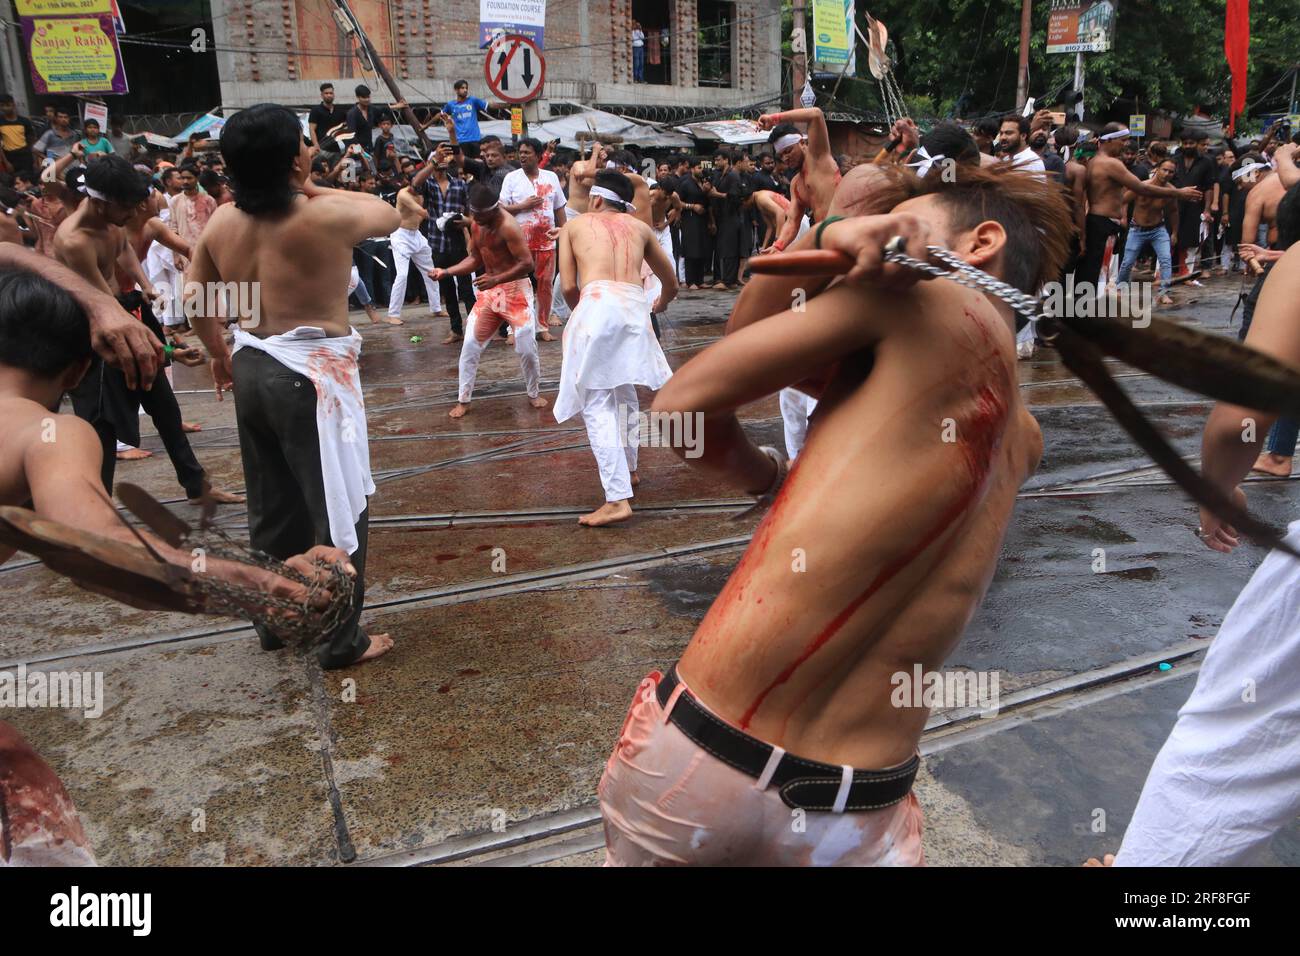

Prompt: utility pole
xmin=1015 ymin=0 xmax=1032 ymax=110
xmin=792 ymin=0 xmax=807 ymax=109
xmin=329 ymin=0 xmax=430 ymax=152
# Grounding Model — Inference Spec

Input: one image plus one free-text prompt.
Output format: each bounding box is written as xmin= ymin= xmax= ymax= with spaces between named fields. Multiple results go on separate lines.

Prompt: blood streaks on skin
xmin=738 ymin=317 xmax=1012 ymax=729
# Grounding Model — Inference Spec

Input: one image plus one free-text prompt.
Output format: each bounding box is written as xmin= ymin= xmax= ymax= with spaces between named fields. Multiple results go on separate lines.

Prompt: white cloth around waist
xmin=553 ymin=280 xmax=672 ymax=423
xmin=231 ymin=325 xmax=374 ymax=554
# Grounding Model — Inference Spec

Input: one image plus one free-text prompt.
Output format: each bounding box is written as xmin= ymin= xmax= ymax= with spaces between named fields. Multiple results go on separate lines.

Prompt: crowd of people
xmin=0 ymin=84 xmax=1298 ymax=868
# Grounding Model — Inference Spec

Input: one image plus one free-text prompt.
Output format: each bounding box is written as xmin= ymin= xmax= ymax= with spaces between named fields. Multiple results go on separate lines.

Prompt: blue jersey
xmin=444 ymin=97 xmax=487 ymax=143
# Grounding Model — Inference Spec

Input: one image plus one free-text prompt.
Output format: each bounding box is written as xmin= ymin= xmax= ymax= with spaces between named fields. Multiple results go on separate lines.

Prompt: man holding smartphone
xmin=413 ymin=143 xmax=475 ymax=343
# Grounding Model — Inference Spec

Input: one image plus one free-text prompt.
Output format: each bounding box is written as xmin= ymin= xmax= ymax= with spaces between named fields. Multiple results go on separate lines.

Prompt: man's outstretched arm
xmin=760 ymin=107 xmax=832 ymax=160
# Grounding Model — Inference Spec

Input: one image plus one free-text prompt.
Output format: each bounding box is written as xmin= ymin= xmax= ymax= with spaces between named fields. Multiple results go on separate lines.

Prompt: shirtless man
xmin=607 ymin=150 xmax=654 ymax=228
xmin=753 ymin=188 xmax=792 ymax=252
xmin=1240 ymin=164 xmax=1287 ymax=256
xmin=598 ymin=164 xmax=1074 ymax=865
xmin=0 ymin=268 xmax=352 ymax=866
xmin=188 ymin=103 xmax=399 ymax=669
xmin=757 ymin=107 xmax=841 ymax=252
xmin=565 ymin=139 xmax=607 ymax=217
xmin=1076 ymin=123 xmax=1201 ymax=292
xmin=384 ymin=182 xmax=443 ymax=325
xmin=431 ymin=183 xmax=546 ymax=419
xmin=555 ymin=171 xmax=677 ymax=526
xmin=1117 ymin=158 xmax=1179 ymax=305
xmin=52 ymin=155 xmax=241 ymax=506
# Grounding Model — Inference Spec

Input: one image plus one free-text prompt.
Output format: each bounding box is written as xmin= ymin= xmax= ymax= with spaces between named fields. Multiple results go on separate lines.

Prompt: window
xmin=631 ymin=1 xmax=672 ymax=86
xmin=698 ymin=1 xmax=734 ymax=89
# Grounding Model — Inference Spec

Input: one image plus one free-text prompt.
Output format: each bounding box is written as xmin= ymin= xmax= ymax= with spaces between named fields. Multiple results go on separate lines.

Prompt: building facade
xmin=209 ymin=0 xmax=783 ymax=118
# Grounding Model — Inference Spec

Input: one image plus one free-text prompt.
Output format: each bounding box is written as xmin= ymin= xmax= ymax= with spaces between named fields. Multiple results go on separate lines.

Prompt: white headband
xmin=590 ymin=185 xmax=635 ymax=211
xmin=80 ymin=184 xmax=109 ymax=201
xmin=1232 ymin=161 xmax=1268 ymax=181
xmin=1100 ymin=128 xmax=1132 ymax=141
xmin=773 ymin=133 xmax=802 ymax=154
xmin=605 ymin=160 xmax=617 ymax=169
xmin=469 ymin=199 xmax=498 ymax=213
xmin=906 ymin=145 xmax=946 ymax=178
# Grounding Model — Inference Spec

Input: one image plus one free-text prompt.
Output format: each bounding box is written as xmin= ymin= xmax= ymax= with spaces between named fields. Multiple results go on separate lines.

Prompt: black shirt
xmin=346 ymin=104 xmax=382 ymax=151
xmin=308 ymin=103 xmax=345 ymax=143
xmin=1173 ymin=152 xmax=1216 ymax=194
xmin=1039 ymin=150 xmax=1065 ymax=185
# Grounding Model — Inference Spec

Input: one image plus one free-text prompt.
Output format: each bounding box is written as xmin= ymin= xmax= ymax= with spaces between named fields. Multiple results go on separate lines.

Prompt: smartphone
xmin=1050 ymin=112 xmax=1067 ymax=127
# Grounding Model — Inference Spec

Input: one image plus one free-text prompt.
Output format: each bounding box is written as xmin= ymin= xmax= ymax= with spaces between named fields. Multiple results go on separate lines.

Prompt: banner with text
xmin=480 ymin=0 xmax=546 ymax=50
xmin=17 ymin=0 xmax=128 ymax=95
xmin=811 ymin=0 xmax=856 ymax=75
xmin=1047 ymin=0 xmax=1117 ymax=54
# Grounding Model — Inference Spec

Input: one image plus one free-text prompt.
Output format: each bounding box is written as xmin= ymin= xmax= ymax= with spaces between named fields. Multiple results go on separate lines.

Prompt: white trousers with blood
xmin=456 ymin=279 xmax=541 ymax=403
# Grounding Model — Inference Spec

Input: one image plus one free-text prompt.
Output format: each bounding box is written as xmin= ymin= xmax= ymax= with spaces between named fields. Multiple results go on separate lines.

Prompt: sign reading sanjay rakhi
xmin=17 ymin=0 xmax=129 ymax=95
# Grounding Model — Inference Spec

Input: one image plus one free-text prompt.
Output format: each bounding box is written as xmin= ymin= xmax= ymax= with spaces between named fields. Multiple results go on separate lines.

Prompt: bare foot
xmin=711 ymin=282 xmax=727 ymax=291
xmin=529 ymin=395 xmax=549 ymax=409
xmin=1082 ymin=854 xmax=1115 ymax=867
xmin=191 ymin=487 xmax=246 ymax=505
xmin=547 ymin=315 xmax=562 ymax=326
xmin=434 ymin=308 xmax=449 ymax=318
xmin=116 ymin=447 xmax=152 ymax=461
xmin=1157 ymin=294 xmax=1173 ymax=306
xmin=539 ymin=330 xmax=557 ymax=342
xmin=630 ymin=471 xmax=640 ymax=487
xmin=442 ymin=333 xmax=463 ymax=345
xmin=363 ymin=306 xmax=382 ymax=324
xmin=381 ymin=316 xmax=404 ymax=326
xmin=354 ymin=632 xmax=394 ymax=664
xmin=182 ymin=422 xmax=202 ymax=433
xmin=449 ymin=403 xmax=469 ymax=419
xmin=578 ymin=500 xmax=633 ymax=527
xmin=506 ymin=333 xmax=515 ymax=347
xmin=1251 ymin=453 xmax=1294 ymax=477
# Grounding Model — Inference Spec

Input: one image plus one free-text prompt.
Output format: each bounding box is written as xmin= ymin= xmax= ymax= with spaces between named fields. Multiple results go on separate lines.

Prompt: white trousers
xmin=779 ymin=387 xmax=818 ymax=460
xmin=582 ymin=385 xmax=639 ymax=502
xmin=457 ymin=312 xmax=541 ymax=403
xmin=386 ymin=227 xmax=441 ymax=318
xmin=1114 ymin=522 xmax=1300 ymax=866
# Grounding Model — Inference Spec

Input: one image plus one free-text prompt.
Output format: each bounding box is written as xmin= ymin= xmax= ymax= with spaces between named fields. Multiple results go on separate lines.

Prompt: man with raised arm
xmin=598 ymin=164 xmax=1074 ymax=865
xmin=1076 ymin=123 xmax=1202 ymax=292
xmin=756 ymin=106 xmax=842 ymax=253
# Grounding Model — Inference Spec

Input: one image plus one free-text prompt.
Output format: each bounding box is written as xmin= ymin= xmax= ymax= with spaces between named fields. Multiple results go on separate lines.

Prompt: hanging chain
xmin=882 ymin=237 xmax=1046 ymax=323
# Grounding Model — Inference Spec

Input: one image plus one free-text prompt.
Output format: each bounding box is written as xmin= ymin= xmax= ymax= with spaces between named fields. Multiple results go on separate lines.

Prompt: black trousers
xmin=433 ymin=247 xmax=476 ymax=336
xmin=718 ymin=257 xmax=740 ymax=286
xmin=1074 ymin=213 xmax=1123 ymax=290
xmin=75 ymin=360 xmax=207 ymax=499
xmin=232 ymin=348 xmax=371 ymax=669
xmin=684 ymin=257 xmax=708 ymax=286
xmin=1238 ymin=261 xmax=1273 ymax=342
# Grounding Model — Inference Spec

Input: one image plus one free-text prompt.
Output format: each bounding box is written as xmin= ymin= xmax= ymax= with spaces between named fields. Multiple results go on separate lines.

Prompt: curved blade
xmin=1054 ymin=327 xmax=1299 ymax=559
xmin=115 ymin=483 xmax=191 ymax=548
xmin=1065 ymin=313 xmax=1300 ymax=417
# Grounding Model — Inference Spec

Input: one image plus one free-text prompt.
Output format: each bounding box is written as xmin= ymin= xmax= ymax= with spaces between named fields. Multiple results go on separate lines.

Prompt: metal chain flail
xmin=882 ymin=237 xmax=1045 ymax=322
xmin=183 ymin=524 xmax=355 ymax=646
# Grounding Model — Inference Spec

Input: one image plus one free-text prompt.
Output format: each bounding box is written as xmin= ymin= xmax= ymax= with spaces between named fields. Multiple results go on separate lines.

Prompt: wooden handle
xmin=1247 ymin=258 xmax=1265 ymax=275
xmin=747 ymin=250 xmax=855 ymax=276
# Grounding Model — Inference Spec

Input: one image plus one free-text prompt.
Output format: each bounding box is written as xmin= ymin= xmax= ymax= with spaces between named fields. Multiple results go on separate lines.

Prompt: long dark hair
xmin=220 ymin=104 xmax=304 ymax=216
